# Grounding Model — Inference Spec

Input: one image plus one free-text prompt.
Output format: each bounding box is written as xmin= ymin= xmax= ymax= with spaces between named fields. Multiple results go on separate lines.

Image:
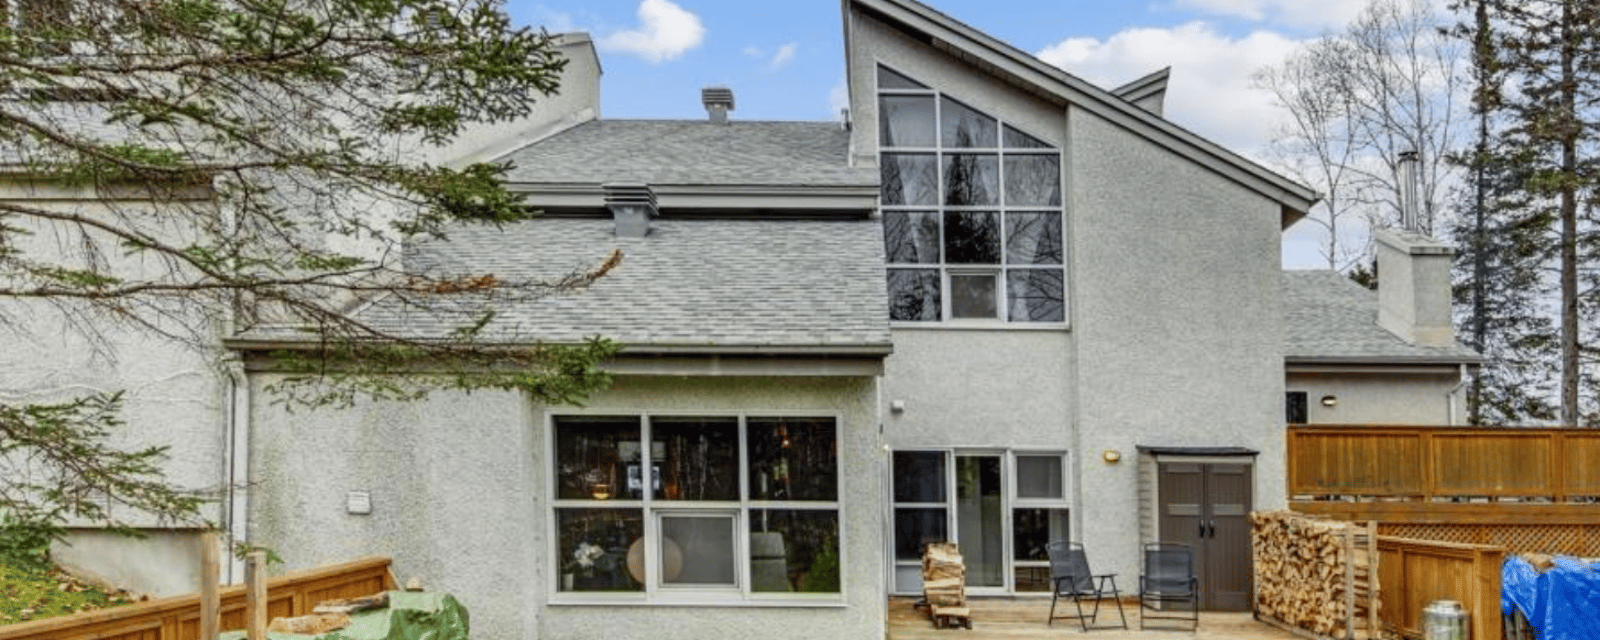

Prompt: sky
xmin=503 ymin=0 xmax=1381 ymax=268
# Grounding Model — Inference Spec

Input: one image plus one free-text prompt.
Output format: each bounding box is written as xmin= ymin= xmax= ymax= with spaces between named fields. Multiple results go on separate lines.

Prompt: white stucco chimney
xmin=604 ymin=183 xmax=657 ymax=238
xmin=702 ymin=86 xmax=734 ymax=123
xmin=1375 ymin=228 xmax=1455 ymax=347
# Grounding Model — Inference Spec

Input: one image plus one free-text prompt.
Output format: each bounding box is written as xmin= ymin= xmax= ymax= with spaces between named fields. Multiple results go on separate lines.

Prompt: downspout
xmin=224 ymin=357 xmax=251 ymax=584
xmin=1446 ymin=364 xmax=1468 ymax=426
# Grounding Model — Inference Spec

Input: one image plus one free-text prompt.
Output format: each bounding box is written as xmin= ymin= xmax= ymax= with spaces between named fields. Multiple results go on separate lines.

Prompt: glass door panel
xmin=955 ymin=454 xmax=1003 ymax=588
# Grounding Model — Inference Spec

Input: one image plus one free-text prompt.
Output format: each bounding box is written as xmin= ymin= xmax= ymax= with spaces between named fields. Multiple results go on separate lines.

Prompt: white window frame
xmin=885 ymin=447 xmax=1072 ymax=595
xmin=546 ymin=411 xmax=847 ymax=607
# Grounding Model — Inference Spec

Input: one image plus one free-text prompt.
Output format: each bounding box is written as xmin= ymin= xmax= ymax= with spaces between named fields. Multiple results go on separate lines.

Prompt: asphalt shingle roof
xmin=1284 ymin=270 xmax=1478 ymax=363
xmin=352 ymin=217 xmax=891 ymax=349
xmin=494 ymin=120 xmax=877 ymax=187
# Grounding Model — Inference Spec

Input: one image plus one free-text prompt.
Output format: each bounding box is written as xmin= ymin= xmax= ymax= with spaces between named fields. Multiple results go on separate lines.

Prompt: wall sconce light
xmin=1321 ymin=395 xmax=1338 ymax=408
xmin=890 ymin=399 xmax=906 ymax=413
xmin=1102 ymin=450 xmax=1121 ymax=464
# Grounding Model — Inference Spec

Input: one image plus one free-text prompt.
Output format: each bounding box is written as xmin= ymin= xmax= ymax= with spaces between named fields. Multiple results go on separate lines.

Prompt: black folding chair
xmin=1046 ymin=541 xmax=1127 ymax=630
xmin=1140 ymin=542 xmax=1199 ymax=630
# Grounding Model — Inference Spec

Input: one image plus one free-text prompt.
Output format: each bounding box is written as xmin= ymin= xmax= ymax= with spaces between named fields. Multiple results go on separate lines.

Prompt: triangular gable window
xmin=877 ymin=65 xmax=1065 ymax=324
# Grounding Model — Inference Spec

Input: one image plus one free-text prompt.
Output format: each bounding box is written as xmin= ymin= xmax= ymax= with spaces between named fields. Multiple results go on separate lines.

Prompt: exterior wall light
xmin=1102 ymin=450 xmax=1121 ymax=463
xmin=1321 ymin=395 xmax=1338 ymax=407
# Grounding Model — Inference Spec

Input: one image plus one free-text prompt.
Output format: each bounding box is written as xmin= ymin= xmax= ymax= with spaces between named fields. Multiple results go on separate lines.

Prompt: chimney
xmin=702 ymin=86 xmax=734 ymax=123
xmin=604 ymin=183 xmax=657 ymax=238
xmin=1375 ymin=228 xmax=1455 ymax=348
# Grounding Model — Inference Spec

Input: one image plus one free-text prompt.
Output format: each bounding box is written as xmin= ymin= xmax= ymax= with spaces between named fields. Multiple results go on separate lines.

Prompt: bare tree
xmin=1256 ymin=0 xmax=1465 ymax=268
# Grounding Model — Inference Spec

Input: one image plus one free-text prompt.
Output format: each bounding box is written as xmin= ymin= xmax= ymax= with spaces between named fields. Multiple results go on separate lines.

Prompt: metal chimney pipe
xmin=1398 ymin=150 xmax=1419 ymax=232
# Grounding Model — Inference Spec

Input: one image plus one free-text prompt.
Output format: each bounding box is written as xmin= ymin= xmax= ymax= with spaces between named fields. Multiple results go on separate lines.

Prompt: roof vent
xmin=702 ymin=86 xmax=734 ymax=123
xmin=603 ymin=183 xmax=658 ymax=238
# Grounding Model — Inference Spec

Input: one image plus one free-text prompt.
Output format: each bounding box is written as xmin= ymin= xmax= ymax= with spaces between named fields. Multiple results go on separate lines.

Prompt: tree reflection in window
xmin=878 ymin=64 xmax=1064 ymax=323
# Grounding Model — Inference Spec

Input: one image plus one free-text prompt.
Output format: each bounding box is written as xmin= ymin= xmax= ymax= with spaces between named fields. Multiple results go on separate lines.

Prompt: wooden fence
xmin=1376 ymin=536 xmax=1502 ymax=640
xmin=1288 ymin=425 xmax=1600 ymax=502
xmin=0 ymin=556 xmax=395 ymax=640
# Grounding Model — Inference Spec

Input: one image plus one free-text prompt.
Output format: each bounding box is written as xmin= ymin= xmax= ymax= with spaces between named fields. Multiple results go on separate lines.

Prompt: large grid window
xmin=878 ymin=65 xmax=1065 ymax=323
xmin=551 ymin=415 xmax=841 ymax=602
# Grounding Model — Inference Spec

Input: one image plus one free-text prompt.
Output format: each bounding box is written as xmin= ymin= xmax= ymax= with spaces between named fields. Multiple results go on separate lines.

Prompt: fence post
xmin=246 ymin=551 xmax=267 ymax=640
xmin=200 ymin=532 xmax=220 ymax=640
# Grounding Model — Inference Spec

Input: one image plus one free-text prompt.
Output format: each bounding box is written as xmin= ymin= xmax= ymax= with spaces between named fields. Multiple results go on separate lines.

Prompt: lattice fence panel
xmin=1378 ymin=524 xmax=1600 ymax=557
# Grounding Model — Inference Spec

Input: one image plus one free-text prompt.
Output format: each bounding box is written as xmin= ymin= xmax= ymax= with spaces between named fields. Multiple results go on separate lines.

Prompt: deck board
xmin=887 ymin=597 xmax=1311 ymax=640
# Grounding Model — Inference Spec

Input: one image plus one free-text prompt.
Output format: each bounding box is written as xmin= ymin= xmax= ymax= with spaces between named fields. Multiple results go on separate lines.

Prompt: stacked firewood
xmin=1252 ymin=511 xmax=1380 ymax=640
xmin=922 ymin=542 xmax=966 ymax=607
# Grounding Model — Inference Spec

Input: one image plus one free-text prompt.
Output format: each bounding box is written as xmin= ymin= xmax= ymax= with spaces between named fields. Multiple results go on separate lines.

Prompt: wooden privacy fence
xmin=1288 ymin=425 xmax=1600 ymax=501
xmin=1376 ymin=536 xmax=1502 ymax=640
xmin=0 ymin=556 xmax=395 ymax=640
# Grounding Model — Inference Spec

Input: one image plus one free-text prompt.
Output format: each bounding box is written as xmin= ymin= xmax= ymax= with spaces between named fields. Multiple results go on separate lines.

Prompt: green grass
xmin=0 ymin=559 xmax=132 ymax=625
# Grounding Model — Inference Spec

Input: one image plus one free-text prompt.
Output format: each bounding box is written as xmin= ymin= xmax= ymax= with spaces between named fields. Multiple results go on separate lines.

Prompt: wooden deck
xmin=888 ymin=597 xmax=1307 ymax=640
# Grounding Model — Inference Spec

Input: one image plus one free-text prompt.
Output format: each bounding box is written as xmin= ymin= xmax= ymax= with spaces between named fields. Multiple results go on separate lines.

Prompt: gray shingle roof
xmin=1284 ymin=270 xmax=1478 ymax=363
xmin=351 ymin=217 xmax=891 ymax=349
xmin=493 ymin=120 xmax=877 ymax=187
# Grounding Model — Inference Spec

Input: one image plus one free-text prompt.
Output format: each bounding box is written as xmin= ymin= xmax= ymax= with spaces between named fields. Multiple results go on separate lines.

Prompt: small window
xmin=1287 ymin=391 xmax=1309 ymax=424
xmin=1015 ymin=455 xmax=1064 ymax=499
xmin=949 ymin=271 xmax=998 ymax=319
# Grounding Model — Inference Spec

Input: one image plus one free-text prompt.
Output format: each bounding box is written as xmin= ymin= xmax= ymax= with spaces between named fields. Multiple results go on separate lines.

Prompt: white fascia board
xmin=852 ymin=0 xmax=1319 ymax=222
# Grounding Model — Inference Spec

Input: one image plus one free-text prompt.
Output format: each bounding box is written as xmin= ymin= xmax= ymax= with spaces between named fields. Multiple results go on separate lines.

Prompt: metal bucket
xmin=1424 ymin=600 xmax=1467 ymax=640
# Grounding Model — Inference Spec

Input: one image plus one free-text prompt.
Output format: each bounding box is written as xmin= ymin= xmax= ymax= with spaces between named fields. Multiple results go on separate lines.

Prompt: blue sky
xmin=503 ymin=0 xmax=1378 ymax=267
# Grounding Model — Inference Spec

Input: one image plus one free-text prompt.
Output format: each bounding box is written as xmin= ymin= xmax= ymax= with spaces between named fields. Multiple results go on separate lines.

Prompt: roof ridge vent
xmin=702 ymin=86 xmax=734 ymax=123
xmin=604 ymin=182 xmax=658 ymax=238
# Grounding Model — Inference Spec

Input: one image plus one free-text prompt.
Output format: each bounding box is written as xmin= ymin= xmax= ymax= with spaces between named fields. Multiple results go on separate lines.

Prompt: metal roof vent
xmin=603 ymin=183 xmax=658 ymax=238
xmin=702 ymin=86 xmax=734 ymax=123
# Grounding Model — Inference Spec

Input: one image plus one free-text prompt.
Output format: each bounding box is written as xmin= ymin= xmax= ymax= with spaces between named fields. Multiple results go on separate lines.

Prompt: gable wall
xmin=846 ymin=7 xmax=1077 ymax=471
xmin=1067 ymin=106 xmax=1287 ymax=577
xmin=847 ymin=5 xmax=1290 ymax=583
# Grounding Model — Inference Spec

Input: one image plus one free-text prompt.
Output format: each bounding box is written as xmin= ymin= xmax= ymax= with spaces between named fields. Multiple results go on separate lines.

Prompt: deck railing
xmin=0 ymin=556 xmax=395 ymax=640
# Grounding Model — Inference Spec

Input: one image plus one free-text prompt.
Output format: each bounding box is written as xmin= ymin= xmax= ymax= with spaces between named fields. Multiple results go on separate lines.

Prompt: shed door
xmin=1158 ymin=461 xmax=1253 ymax=611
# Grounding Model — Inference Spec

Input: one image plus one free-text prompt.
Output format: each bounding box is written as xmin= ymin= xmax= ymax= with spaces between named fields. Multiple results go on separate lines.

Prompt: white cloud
xmin=598 ymin=0 xmax=705 ymax=64
xmin=769 ymin=43 xmax=798 ymax=70
xmin=1165 ymin=0 xmax=1367 ymax=29
xmin=743 ymin=46 xmax=764 ymax=58
xmin=1036 ymin=22 xmax=1301 ymax=156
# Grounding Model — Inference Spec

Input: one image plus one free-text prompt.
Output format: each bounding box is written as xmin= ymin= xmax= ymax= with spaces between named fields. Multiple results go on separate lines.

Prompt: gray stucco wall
xmin=880 ymin=330 xmax=1073 ymax=449
xmin=1288 ymin=370 xmax=1465 ymax=425
xmin=0 ymin=190 xmax=227 ymax=595
xmin=248 ymin=374 xmax=882 ymax=640
xmin=1067 ymin=107 xmax=1288 ymax=580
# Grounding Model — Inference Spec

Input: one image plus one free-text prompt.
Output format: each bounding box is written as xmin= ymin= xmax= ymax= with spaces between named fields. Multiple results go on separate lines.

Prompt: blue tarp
xmin=1502 ymin=556 xmax=1600 ymax=640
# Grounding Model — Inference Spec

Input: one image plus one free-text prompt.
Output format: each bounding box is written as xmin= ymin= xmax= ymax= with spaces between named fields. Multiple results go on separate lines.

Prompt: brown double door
xmin=1157 ymin=462 xmax=1253 ymax=611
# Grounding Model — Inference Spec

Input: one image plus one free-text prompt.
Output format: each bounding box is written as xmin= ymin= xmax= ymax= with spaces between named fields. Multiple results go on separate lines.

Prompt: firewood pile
xmin=1252 ymin=511 xmax=1381 ymax=640
xmin=921 ymin=542 xmax=972 ymax=629
xmin=922 ymin=542 xmax=965 ymax=607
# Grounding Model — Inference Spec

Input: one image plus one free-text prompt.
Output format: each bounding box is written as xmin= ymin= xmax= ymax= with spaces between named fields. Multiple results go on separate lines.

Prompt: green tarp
xmin=218 ymin=591 xmax=468 ymax=640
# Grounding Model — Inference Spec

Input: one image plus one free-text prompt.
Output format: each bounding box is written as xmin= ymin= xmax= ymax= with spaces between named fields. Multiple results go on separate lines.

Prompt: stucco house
xmin=2 ymin=0 xmax=1479 ymax=639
